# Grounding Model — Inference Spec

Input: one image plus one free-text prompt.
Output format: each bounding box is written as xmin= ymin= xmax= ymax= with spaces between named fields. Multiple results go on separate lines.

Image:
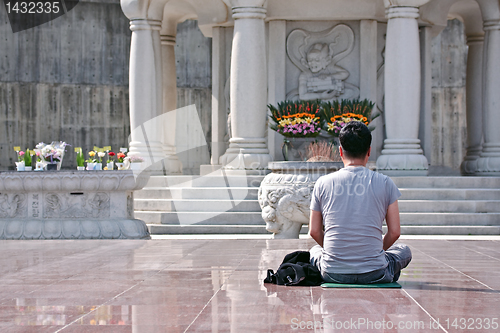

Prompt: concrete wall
xmin=0 ymin=0 xmax=131 ymax=169
xmin=175 ymin=20 xmax=212 ymax=175
xmin=0 ymin=3 xmax=212 ymax=173
xmin=430 ymin=19 xmax=468 ymax=174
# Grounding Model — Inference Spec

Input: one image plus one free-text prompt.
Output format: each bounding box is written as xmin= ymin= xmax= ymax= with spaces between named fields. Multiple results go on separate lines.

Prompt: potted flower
xmin=322 ymin=99 xmax=378 ymax=139
xmin=14 ymin=147 xmax=25 ymax=171
xmin=36 ymin=141 xmax=68 ymax=170
xmin=86 ymin=151 xmax=97 ymax=170
xmin=116 ymin=152 xmax=126 ymax=170
xmin=106 ymin=151 xmax=115 ymax=170
xmin=268 ymin=100 xmax=323 ymax=161
xmin=96 ymin=151 xmax=105 ymax=170
xmin=75 ymin=148 xmax=85 ymax=170
xmin=125 ymin=155 xmax=144 ymax=170
xmin=35 ymin=151 xmax=43 ymax=170
xmin=23 ymin=149 xmax=33 ymax=171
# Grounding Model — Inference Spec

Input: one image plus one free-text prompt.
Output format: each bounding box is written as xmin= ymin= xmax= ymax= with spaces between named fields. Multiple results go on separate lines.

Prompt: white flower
xmin=98 ymin=152 xmax=106 ymax=158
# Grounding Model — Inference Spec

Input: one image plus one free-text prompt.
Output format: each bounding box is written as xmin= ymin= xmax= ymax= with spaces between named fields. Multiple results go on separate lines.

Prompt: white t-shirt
xmin=310 ymin=166 xmax=401 ymax=274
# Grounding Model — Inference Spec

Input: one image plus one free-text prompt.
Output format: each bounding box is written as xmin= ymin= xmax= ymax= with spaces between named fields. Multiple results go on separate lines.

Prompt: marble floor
xmin=0 ymin=237 xmax=499 ymax=332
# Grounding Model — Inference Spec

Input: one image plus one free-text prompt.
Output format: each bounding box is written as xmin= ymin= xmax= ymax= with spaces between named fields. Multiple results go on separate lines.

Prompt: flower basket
xmin=268 ymin=100 xmax=323 ymax=138
xmin=322 ymin=99 xmax=378 ymax=137
xmin=36 ymin=141 xmax=69 ymax=170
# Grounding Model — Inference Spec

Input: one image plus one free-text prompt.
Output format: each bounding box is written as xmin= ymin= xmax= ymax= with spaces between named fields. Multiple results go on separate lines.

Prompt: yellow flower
xmin=88 ymin=151 xmax=96 ymax=157
xmin=327 ymin=123 xmax=335 ymax=131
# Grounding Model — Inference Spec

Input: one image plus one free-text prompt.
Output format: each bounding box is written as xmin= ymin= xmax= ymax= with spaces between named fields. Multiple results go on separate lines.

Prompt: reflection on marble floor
xmin=0 ymin=238 xmax=498 ymax=332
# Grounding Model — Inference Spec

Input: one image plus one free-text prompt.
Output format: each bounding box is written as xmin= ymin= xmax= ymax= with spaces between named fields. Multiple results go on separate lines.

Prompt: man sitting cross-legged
xmin=309 ymin=121 xmax=412 ymax=284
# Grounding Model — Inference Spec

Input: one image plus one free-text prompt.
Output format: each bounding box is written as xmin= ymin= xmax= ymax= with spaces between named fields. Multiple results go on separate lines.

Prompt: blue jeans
xmin=310 ymin=243 xmax=412 ymax=284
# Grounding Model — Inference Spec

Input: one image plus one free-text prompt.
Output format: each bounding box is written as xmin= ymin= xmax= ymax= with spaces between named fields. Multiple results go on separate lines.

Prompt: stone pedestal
xmin=219 ymin=0 xmax=273 ymax=170
xmin=258 ymin=162 xmax=343 ymax=239
xmin=376 ymin=3 xmax=429 ymax=176
xmin=0 ymin=171 xmax=150 ymax=239
xmin=476 ymin=19 xmax=500 ymax=176
xmin=461 ymin=34 xmax=484 ymax=175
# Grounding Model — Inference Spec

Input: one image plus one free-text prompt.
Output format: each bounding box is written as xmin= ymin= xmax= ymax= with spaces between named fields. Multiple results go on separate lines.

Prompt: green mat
xmin=321 ymin=282 xmax=401 ymax=288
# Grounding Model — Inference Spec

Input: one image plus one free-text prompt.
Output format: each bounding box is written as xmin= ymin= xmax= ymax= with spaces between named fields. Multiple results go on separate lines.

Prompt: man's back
xmin=310 ymin=166 xmax=401 ymax=274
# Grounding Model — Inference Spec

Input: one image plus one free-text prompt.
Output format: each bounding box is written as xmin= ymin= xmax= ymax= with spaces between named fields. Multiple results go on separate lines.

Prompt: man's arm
xmin=383 ymin=200 xmax=401 ymax=251
xmin=309 ymin=210 xmax=324 ymax=247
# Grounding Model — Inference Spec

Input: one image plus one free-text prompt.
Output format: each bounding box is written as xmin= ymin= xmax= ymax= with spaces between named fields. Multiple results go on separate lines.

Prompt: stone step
xmin=148 ymin=224 xmax=273 ymax=235
xmin=397 ymin=226 xmax=500 ymax=235
xmin=146 ymin=175 xmax=265 ymax=188
xmin=399 ymin=212 xmax=500 ymax=225
xmin=147 ymin=224 xmax=500 ymax=235
xmin=134 ymin=199 xmax=261 ymax=212
xmin=391 ymin=176 xmax=500 ymax=189
xmin=135 ymin=211 xmax=264 ymax=225
xmin=134 ymin=187 xmax=259 ymax=200
xmin=136 ymin=210 xmax=500 ymax=227
xmin=399 ymin=188 xmax=500 ymax=200
xmin=398 ymin=200 xmax=500 ymax=213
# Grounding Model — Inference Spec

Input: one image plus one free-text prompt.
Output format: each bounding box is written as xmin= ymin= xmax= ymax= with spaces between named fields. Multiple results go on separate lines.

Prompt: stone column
xmin=461 ymin=34 xmax=484 ymax=175
xmin=160 ymin=33 xmax=183 ymax=174
xmin=127 ymin=19 xmax=165 ymax=169
xmin=376 ymin=1 xmax=430 ymax=176
xmin=219 ymin=0 xmax=272 ymax=171
xmin=476 ymin=18 xmax=500 ymax=176
xmin=359 ymin=20 xmax=379 ymax=160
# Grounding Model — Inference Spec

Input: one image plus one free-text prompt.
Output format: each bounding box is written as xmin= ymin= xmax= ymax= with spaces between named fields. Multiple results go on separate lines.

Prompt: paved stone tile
xmin=0 ymin=238 xmax=498 ymax=332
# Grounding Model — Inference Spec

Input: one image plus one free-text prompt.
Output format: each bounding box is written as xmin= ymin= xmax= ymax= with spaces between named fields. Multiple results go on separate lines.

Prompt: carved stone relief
xmin=44 ymin=192 xmax=110 ymax=219
xmin=286 ymin=24 xmax=359 ymax=101
xmin=0 ymin=194 xmax=26 ymax=218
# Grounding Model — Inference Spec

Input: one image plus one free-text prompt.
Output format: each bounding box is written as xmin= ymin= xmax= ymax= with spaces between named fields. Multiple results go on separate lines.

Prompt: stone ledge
xmin=0 ymin=219 xmax=150 ymax=240
xmin=0 ymin=170 xmax=150 ymax=192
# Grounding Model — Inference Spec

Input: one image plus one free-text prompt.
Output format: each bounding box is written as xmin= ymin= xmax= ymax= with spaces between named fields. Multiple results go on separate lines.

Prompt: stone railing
xmin=0 ymin=170 xmax=151 ymax=239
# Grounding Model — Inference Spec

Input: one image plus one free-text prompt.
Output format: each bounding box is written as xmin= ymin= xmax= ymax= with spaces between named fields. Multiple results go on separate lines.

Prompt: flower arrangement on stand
xmin=75 ymin=148 xmax=85 ymax=170
xmin=106 ymin=151 xmax=116 ymax=170
xmin=322 ymin=99 xmax=378 ymax=137
xmin=35 ymin=151 xmax=43 ymax=170
xmin=35 ymin=141 xmax=69 ymax=170
xmin=116 ymin=148 xmax=127 ymax=170
xmin=14 ymin=147 xmax=25 ymax=171
xmin=125 ymin=155 xmax=145 ymax=170
xmin=86 ymin=151 xmax=97 ymax=170
xmin=24 ymin=150 xmax=33 ymax=171
xmin=268 ymin=100 xmax=323 ymax=161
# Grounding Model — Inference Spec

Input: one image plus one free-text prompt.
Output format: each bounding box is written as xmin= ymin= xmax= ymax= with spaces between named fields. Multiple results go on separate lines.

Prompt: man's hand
xmin=383 ymin=200 xmax=401 ymax=251
xmin=309 ymin=210 xmax=324 ymax=247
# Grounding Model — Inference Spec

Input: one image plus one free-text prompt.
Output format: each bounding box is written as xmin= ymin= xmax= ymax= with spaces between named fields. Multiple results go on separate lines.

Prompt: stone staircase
xmin=393 ymin=177 xmax=500 ymax=235
xmin=134 ymin=173 xmax=268 ymax=234
xmin=135 ymin=175 xmax=500 ymax=236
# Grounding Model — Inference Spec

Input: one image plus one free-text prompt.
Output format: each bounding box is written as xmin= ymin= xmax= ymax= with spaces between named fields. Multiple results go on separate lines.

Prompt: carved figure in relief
xmin=44 ymin=192 xmax=110 ymax=218
xmin=286 ymin=24 xmax=359 ymax=101
xmin=0 ymin=194 xmax=25 ymax=218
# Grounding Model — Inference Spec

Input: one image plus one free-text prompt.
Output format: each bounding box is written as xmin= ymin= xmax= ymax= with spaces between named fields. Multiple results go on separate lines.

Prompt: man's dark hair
xmin=339 ymin=121 xmax=372 ymax=159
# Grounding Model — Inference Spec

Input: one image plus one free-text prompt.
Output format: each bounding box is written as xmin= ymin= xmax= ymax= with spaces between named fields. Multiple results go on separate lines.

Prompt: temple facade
xmin=119 ymin=0 xmax=499 ymax=176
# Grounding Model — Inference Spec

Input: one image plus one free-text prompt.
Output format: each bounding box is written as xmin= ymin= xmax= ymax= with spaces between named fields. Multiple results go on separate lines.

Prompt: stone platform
xmin=0 ymin=236 xmax=498 ymax=331
xmin=0 ymin=170 xmax=151 ymax=239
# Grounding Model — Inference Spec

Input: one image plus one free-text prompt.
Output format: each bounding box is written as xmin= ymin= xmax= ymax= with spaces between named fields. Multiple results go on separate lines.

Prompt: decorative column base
xmin=475 ymin=143 xmax=500 ymax=176
xmin=376 ymin=139 xmax=429 ymax=176
xmin=219 ymin=138 xmax=272 ymax=171
xmin=162 ymin=151 xmax=183 ymax=174
xmin=460 ymin=145 xmax=482 ymax=175
xmin=128 ymin=140 xmax=166 ymax=174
